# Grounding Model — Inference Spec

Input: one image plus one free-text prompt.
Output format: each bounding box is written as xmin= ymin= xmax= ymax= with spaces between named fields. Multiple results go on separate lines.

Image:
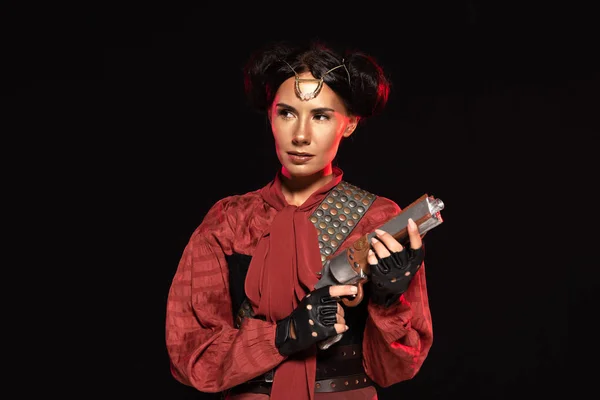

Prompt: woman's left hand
xmin=367 ymin=218 xmax=425 ymax=307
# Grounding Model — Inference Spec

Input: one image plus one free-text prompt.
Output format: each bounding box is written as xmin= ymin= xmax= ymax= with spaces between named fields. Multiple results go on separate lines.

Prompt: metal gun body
xmin=315 ymin=194 xmax=444 ymax=290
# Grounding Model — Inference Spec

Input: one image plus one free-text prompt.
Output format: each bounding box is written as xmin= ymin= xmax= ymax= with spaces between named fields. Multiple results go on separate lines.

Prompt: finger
xmin=370 ymin=237 xmax=391 ymax=258
xmin=395 ymin=248 xmax=409 ymax=266
xmin=407 ymin=218 xmax=423 ymax=250
xmin=337 ymin=303 xmax=345 ymax=318
xmin=374 ymin=229 xmax=403 ymax=253
xmin=336 ymin=314 xmax=346 ymax=326
xmin=319 ymin=307 xmax=338 ymax=316
xmin=334 ymin=323 xmax=349 ymax=334
xmin=329 ymin=284 xmax=358 ymax=298
xmin=367 ymin=249 xmax=378 ymax=265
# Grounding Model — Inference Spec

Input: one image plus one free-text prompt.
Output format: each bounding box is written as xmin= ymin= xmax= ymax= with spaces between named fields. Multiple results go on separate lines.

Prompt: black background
xmin=5 ymin=2 xmax=597 ymax=399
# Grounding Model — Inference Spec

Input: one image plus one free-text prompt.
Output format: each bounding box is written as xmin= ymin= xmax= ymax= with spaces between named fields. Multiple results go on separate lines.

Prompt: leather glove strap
xmin=370 ymin=246 xmax=425 ymax=308
xmin=275 ymin=285 xmax=339 ymax=357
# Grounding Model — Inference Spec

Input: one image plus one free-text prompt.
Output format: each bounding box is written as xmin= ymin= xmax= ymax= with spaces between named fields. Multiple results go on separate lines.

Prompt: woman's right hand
xmin=275 ymin=284 xmax=357 ymax=357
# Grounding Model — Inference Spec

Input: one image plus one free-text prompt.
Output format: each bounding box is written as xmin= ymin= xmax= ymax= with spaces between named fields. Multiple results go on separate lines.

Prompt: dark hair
xmin=243 ymin=39 xmax=390 ymax=119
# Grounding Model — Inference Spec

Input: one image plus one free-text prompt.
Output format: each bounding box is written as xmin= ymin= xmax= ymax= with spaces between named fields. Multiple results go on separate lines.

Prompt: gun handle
xmin=342 ymin=280 xmax=365 ymax=307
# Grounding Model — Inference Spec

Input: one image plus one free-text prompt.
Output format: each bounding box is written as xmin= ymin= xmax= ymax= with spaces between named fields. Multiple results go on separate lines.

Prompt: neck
xmin=280 ymin=165 xmax=334 ymax=206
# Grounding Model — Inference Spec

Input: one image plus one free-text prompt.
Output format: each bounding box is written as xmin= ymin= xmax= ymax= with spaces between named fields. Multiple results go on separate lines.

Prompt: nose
xmin=292 ymin=119 xmax=311 ymax=145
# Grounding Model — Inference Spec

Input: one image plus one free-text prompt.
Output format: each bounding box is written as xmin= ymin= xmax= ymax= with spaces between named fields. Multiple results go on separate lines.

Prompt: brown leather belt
xmin=228 ymin=344 xmax=372 ymax=395
xmin=228 ymin=372 xmax=372 ymax=395
xmin=315 ymin=372 xmax=373 ymax=393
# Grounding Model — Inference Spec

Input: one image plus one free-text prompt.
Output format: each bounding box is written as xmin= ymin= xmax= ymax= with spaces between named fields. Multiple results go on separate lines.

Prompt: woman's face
xmin=269 ymin=72 xmax=358 ymax=178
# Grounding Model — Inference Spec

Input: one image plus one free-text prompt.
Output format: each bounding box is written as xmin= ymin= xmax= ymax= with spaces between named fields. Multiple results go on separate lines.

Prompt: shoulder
xmin=339 ymin=180 xmax=401 ymax=213
xmin=363 ymin=194 xmax=401 ymax=229
xmin=195 ymin=189 xmax=265 ymax=233
xmin=339 ymin=180 xmax=401 ymax=231
xmin=208 ymin=189 xmax=265 ymax=214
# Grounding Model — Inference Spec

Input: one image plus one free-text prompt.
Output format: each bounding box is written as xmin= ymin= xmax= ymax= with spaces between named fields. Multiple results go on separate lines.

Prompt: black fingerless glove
xmin=370 ymin=246 xmax=425 ymax=308
xmin=275 ymin=285 xmax=339 ymax=357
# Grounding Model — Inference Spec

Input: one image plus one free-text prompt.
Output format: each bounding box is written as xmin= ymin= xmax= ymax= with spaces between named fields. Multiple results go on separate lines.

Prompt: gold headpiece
xmin=283 ymin=60 xmax=351 ymax=101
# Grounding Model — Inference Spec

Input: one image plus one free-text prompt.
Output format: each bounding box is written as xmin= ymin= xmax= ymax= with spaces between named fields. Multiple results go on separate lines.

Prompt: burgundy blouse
xmin=165 ymin=170 xmax=434 ymax=398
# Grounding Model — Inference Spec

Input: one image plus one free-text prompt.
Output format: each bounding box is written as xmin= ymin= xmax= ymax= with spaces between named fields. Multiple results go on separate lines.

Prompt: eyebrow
xmin=275 ymin=102 xmax=336 ymax=114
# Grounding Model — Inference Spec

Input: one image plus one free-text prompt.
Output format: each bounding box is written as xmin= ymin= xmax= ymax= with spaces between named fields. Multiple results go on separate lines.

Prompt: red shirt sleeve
xmin=165 ymin=197 xmax=285 ymax=393
xmin=362 ymin=263 xmax=433 ymax=387
xmin=341 ymin=196 xmax=434 ymax=387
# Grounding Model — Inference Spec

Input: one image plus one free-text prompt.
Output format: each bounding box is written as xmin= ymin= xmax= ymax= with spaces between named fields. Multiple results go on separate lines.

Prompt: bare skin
xmin=268 ymin=72 xmax=358 ymax=207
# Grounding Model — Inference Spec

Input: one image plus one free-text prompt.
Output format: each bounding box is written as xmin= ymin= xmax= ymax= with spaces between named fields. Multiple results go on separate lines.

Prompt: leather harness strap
xmin=310 ymin=180 xmax=377 ymax=267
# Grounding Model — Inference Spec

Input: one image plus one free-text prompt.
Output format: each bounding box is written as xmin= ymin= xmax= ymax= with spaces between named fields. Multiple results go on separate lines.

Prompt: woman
xmin=165 ymin=39 xmax=434 ymax=400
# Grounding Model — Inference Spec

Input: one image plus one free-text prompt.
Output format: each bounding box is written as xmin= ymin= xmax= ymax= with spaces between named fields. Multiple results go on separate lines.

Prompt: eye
xmin=277 ymin=109 xmax=295 ymax=119
xmin=313 ymin=113 xmax=330 ymax=121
